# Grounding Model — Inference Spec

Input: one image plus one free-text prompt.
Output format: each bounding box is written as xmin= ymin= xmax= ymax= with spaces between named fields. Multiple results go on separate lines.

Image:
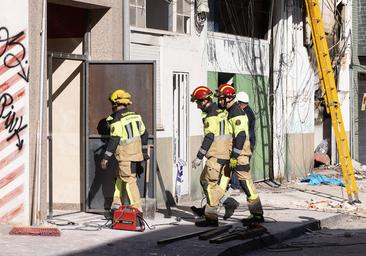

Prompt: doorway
xmin=86 ymin=62 xmax=156 ymax=212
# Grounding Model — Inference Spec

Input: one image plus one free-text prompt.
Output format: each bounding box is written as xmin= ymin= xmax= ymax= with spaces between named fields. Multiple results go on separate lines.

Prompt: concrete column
xmin=272 ymin=0 xmax=287 ymax=180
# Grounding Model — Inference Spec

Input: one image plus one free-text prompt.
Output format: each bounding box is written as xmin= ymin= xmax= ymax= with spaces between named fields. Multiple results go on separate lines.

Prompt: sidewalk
xmin=1 ymin=180 xmax=365 ymax=256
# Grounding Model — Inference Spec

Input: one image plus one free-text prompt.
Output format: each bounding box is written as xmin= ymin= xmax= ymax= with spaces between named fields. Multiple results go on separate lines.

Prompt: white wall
xmin=272 ymin=0 xmax=315 ymax=179
xmin=207 ymin=32 xmax=269 ymax=76
xmin=131 ymin=28 xmax=208 ymax=138
xmin=159 ymin=34 xmax=208 ymax=138
xmin=286 ymin=46 xmax=315 ymax=134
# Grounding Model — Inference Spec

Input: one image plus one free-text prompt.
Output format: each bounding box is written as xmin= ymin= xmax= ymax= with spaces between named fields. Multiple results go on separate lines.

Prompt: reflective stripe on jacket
xmin=108 ymin=111 xmax=145 ymax=162
xmin=201 ymin=105 xmax=232 ymax=160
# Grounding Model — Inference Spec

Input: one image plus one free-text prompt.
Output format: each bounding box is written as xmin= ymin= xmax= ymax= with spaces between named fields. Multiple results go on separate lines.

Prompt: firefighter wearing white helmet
xmin=236 ymin=91 xmax=249 ymax=104
xmin=236 ymin=92 xmax=256 ymax=151
xmin=101 ymin=89 xmax=149 ymax=212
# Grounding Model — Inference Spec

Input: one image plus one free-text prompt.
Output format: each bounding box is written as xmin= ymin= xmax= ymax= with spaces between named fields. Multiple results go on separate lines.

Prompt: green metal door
xmin=207 ymin=72 xmax=271 ymax=181
xmin=207 ymin=71 xmax=218 ymax=104
xmin=234 ymin=74 xmax=271 ymax=181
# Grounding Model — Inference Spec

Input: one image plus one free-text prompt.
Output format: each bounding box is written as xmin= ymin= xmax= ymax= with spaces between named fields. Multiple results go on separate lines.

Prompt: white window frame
xmin=175 ymin=0 xmax=191 ymax=34
xmin=129 ymin=0 xmax=192 ymax=34
xmin=130 ymin=0 xmax=146 ymax=28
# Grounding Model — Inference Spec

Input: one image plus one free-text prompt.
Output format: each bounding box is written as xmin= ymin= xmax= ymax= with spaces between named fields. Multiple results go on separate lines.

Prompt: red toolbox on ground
xmin=112 ymin=205 xmax=145 ymax=232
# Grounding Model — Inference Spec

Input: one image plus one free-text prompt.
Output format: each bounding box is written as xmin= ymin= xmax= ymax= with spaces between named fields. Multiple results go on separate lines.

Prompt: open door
xmin=86 ymin=61 xmax=155 ymax=212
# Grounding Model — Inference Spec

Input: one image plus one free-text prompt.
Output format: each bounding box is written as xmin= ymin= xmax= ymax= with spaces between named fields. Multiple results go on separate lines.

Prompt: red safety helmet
xmin=191 ymin=86 xmax=213 ymax=102
xmin=215 ymin=84 xmax=236 ymax=98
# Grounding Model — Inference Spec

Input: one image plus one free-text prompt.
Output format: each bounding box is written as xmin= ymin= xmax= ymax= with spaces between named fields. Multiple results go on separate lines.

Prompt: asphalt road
xmin=248 ymin=216 xmax=366 ymax=256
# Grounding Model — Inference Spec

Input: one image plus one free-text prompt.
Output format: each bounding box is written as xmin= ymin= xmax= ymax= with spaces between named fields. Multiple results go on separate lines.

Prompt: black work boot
xmin=104 ymin=210 xmax=113 ymax=220
xmin=104 ymin=202 xmax=120 ymax=220
xmin=223 ymin=198 xmax=239 ymax=220
xmin=195 ymin=218 xmax=219 ymax=227
xmin=241 ymin=214 xmax=264 ymax=226
xmin=191 ymin=206 xmax=205 ymax=217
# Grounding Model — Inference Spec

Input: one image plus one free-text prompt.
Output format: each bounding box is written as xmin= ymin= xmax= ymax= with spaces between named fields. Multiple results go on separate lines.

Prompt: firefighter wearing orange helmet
xmin=101 ymin=89 xmax=149 ymax=212
xmin=190 ymin=86 xmax=238 ymax=227
xmin=216 ymin=84 xmax=264 ymax=225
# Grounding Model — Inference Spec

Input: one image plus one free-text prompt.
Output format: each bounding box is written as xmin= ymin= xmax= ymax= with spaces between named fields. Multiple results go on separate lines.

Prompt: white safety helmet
xmin=236 ymin=91 xmax=249 ymax=103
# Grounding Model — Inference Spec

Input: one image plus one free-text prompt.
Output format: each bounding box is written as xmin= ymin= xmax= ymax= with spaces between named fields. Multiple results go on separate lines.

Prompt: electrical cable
xmin=47 ymin=218 xmax=78 ymax=227
xmin=60 ymin=219 xmax=112 ymax=231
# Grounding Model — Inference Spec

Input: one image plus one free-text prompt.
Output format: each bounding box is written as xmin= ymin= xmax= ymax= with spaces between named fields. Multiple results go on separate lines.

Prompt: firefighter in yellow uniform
xmin=191 ymin=86 xmax=238 ymax=227
xmin=215 ymin=84 xmax=264 ymax=225
xmin=101 ymin=89 xmax=149 ymax=211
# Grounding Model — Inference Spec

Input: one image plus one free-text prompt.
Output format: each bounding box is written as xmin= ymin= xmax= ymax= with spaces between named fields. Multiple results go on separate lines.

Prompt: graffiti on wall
xmin=0 ymin=24 xmax=28 ymax=223
xmin=0 ymin=27 xmax=28 ymax=151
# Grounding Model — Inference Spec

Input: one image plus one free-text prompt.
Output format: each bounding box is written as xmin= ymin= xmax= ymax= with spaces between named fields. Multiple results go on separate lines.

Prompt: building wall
xmin=130 ymin=9 xmax=209 ymax=203
xmin=353 ymin=0 xmax=366 ymax=164
xmin=0 ymin=0 xmax=30 ymax=224
xmin=286 ymin=133 xmax=314 ymax=179
xmin=207 ymin=33 xmax=270 ymax=76
xmin=155 ymin=137 xmax=173 ymax=206
xmin=8 ymin=0 xmax=125 ymax=223
xmin=89 ymin=3 xmax=123 ymax=60
xmin=272 ymin=0 xmax=315 ymax=181
xmin=357 ymin=0 xmax=366 ymax=56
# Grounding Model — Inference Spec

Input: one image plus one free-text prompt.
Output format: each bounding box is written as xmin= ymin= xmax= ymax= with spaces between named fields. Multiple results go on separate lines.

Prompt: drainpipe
xmin=33 ymin=0 xmax=47 ymax=226
xmin=123 ymin=0 xmax=130 ymax=60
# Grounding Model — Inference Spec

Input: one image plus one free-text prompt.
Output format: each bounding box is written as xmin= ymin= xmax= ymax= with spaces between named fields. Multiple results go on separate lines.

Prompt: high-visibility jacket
xmin=104 ymin=109 xmax=146 ymax=162
xmin=198 ymin=104 xmax=232 ymax=160
xmin=227 ymin=102 xmax=251 ymax=166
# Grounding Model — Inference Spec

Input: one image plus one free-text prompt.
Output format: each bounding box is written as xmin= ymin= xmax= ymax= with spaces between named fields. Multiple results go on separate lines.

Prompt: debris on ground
xmin=352 ymin=159 xmax=366 ymax=172
xmin=295 ymin=199 xmax=358 ymax=213
xmin=352 ymin=159 xmax=366 ymax=180
xmin=314 ymin=152 xmax=331 ymax=166
xmin=301 ymin=174 xmax=345 ymax=187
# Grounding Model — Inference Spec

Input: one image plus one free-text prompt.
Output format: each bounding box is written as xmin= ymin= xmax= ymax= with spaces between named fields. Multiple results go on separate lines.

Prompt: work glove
xmin=142 ymin=148 xmax=150 ymax=161
xmin=191 ymin=158 xmax=202 ymax=169
xmin=100 ymin=159 xmax=108 ymax=170
xmin=229 ymin=157 xmax=238 ymax=169
xmin=136 ymin=162 xmax=144 ymax=178
xmin=143 ymin=153 xmax=150 ymax=161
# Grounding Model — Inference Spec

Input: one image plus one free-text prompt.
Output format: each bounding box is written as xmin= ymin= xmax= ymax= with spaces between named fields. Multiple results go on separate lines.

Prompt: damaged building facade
xmin=0 ymin=0 xmax=360 ymax=225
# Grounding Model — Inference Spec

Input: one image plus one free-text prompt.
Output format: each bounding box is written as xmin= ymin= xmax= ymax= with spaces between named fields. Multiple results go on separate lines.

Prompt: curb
xmin=218 ymin=213 xmax=349 ymax=256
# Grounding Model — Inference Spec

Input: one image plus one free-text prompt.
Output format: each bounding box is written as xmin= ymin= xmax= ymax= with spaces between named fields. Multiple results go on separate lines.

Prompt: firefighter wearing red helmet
xmin=190 ymin=86 xmax=237 ymax=227
xmin=216 ymin=84 xmax=264 ymax=225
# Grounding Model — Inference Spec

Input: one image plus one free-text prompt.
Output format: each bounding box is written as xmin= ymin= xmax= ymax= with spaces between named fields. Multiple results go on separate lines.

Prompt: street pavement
xmin=248 ymin=214 xmax=366 ymax=255
xmin=1 ymin=179 xmax=366 ymax=256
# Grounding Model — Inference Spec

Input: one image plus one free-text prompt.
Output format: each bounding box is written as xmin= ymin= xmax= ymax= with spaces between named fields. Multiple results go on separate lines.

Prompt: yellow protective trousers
xmin=113 ymin=161 xmax=142 ymax=210
xmin=200 ymin=158 xmax=228 ymax=219
xmin=234 ymin=168 xmax=263 ymax=216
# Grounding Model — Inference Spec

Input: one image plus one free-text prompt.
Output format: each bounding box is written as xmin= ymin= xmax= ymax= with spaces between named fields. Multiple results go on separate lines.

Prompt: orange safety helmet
xmin=191 ymin=86 xmax=213 ymax=102
xmin=215 ymin=84 xmax=236 ymax=98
